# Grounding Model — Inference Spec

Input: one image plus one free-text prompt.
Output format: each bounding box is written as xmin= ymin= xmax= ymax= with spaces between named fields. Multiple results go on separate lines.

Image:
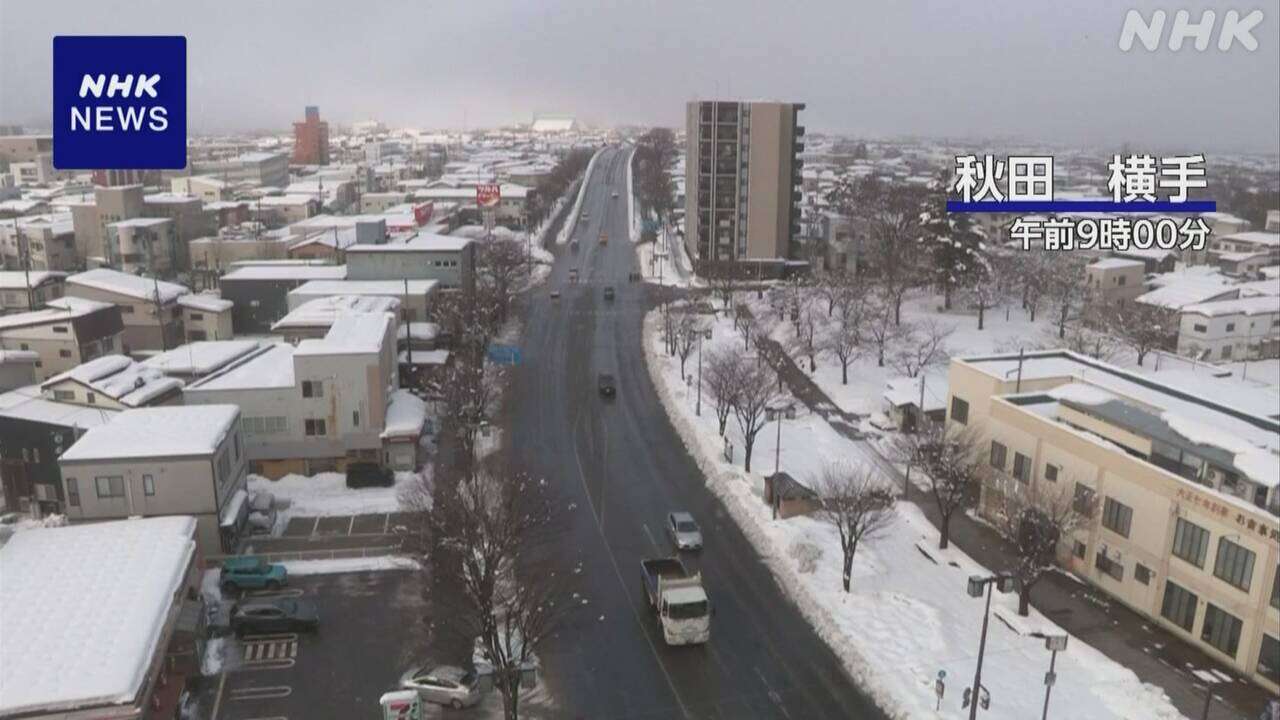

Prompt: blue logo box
xmin=53 ymin=36 xmax=187 ymax=170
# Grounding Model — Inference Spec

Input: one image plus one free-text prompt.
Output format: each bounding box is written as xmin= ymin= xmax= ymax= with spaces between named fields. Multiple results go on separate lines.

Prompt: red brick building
xmin=292 ymin=106 xmax=330 ymax=165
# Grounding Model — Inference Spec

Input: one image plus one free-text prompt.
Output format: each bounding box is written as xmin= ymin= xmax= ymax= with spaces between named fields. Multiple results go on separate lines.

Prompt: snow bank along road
xmin=505 ymin=145 xmax=888 ymax=719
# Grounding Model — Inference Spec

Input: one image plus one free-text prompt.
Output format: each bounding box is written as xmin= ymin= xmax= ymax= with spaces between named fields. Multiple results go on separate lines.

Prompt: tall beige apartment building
xmin=684 ymin=100 xmax=804 ymax=266
xmin=945 ymin=350 xmax=1279 ymax=693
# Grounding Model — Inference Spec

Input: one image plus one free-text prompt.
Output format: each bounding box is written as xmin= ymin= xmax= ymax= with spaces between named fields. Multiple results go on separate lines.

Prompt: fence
xmin=204 ymin=544 xmax=402 ymax=568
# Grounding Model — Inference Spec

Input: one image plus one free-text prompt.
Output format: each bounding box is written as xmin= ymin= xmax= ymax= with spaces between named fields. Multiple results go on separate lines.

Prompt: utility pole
xmin=153 ymin=275 xmax=169 ymax=352
xmin=15 ymin=218 xmax=33 ymax=311
xmin=403 ymin=276 xmax=412 ymax=366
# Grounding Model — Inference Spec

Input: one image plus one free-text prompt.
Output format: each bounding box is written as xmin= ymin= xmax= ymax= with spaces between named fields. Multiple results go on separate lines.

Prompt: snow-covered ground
xmin=282 ymin=555 xmax=420 ymax=575
xmin=634 ymin=233 xmax=700 ymax=289
xmin=248 ymin=470 xmax=423 ymax=533
xmin=642 ymin=308 xmax=1187 ymax=720
xmin=556 ymin=147 xmax=605 ymax=246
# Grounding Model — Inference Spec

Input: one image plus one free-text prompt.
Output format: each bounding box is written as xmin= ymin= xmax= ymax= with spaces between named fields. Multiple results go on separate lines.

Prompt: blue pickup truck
xmin=220 ymin=556 xmax=287 ymax=593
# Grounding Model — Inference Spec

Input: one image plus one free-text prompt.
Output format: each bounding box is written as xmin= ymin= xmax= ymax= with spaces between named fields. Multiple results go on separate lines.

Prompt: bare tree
xmin=893 ymin=423 xmax=983 ymax=549
xmin=706 ymin=264 xmax=738 ymax=309
xmin=796 ymin=302 xmax=822 ymax=372
xmin=704 ymin=347 xmax=743 ymax=436
xmin=1099 ymin=301 xmax=1170 ymax=366
xmin=1046 ymin=255 xmax=1089 ymax=340
xmin=477 ymin=234 xmax=532 ymax=323
xmin=862 ymin=293 xmax=909 ymax=367
xmin=890 ymin=320 xmax=952 ymax=378
xmin=436 ymin=359 xmax=506 ymax=471
xmin=830 ymin=176 xmax=925 ymax=324
xmin=987 ymin=476 xmax=1097 ymax=616
xmin=815 ymin=463 xmax=897 ymax=592
xmin=426 ymin=460 xmax=574 ymax=720
xmin=736 ymin=308 xmax=774 ymax=354
xmin=822 ymin=294 xmax=864 ymax=385
xmin=674 ymin=310 xmax=699 ymax=377
xmin=731 ymin=361 xmax=785 ymax=473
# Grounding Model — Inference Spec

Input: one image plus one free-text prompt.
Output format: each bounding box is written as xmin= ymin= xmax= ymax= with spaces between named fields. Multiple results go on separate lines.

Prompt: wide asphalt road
xmin=504 ymin=146 xmax=888 ymax=719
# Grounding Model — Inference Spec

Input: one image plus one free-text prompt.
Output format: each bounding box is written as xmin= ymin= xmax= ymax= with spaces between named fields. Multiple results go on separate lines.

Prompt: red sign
xmin=476 ymin=183 xmax=501 ymax=208
xmin=412 ymin=201 xmax=433 ymax=227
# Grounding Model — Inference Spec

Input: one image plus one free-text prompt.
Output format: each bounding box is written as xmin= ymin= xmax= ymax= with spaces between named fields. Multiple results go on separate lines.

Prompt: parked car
xmin=400 ymin=664 xmax=484 ymax=709
xmin=666 ymin=511 xmax=703 ymax=551
xmin=612 ymin=191 xmax=620 ymax=198
xmin=347 ymin=462 xmax=394 ymax=488
xmin=550 ymin=289 xmax=561 ymax=300
xmin=230 ymin=598 xmax=319 ymax=636
xmin=219 ymin=556 xmax=287 ymax=593
xmin=603 ymin=286 xmax=615 ymax=301
xmin=246 ymin=491 xmax=277 ymax=534
xmin=598 ymin=373 xmax=616 ymax=398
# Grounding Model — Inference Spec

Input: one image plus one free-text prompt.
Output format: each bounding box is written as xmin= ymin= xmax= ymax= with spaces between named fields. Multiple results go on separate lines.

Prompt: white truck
xmin=641 ymin=557 xmax=711 ymax=645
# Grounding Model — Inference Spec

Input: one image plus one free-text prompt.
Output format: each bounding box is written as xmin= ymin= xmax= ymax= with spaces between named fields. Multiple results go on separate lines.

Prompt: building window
xmin=1212 ymin=538 xmax=1255 ymax=593
xmin=66 ymin=478 xmax=80 ymax=507
xmin=87 ymin=393 xmax=95 ymax=405
xmin=950 ymin=397 xmax=968 ymax=424
xmin=189 ymin=312 xmax=203 ymax=321
xmin=1172 ymin=517 xmax=1210 ymax=568
xmin=53 ymin=389 xmax=74 ymax=401
xmin=352 ymin=410 xmax=360 ymax=427
xmin=1072 ymin=540 xmax=1086 ymax=559
xmin=1101 ymin=497 xmax=1134 ymax=538
xmin=1135 ymin=563 xmax=1151 ymax=585
xmin=1160 ymin=580 xmax=1198 ymax=632
xmin=302 ymin=380 xmax=324 ymax=398
xmin=1272 ymin=573 xmax=1279 ymax=611
xmin=94 ymin=476 xmax=125 ymax=498
xmin=1044 ymin=463 xmax=1059 ymax=482
xmin=305 ymin=418 xmax=327 ymax=436
xmin=1193 ymin=323 xmax=1207 ymax=333
xmin=58 ymin=349 xmax=72 ymax=358
xmin=989 ymin=441 xmax=1007 ymax=470
xmin=143 ymin=474 xmax=155 ymax=496
xmin=120 ymin=304 xmax=134 ymax=314
xmin=1259 ymin=634 xmax=1280 ymax=681
xmin=1225 ymin=322 xmax=1235 ymax=332
xmin=1200 ymin=604 xmax=1242 ymax=658
xmin=1117 ymin=275 xmax=1127 ymax=286
xmin=52 ymin=325 xmax=68 ymax=333
xmin=1073 ymin=483 xmax=1096 ymax=515
xmin=1095 ymin=550 xmax=1123 ymax=581
xmin=1012 ymin=453 xmax=1031 ymax=482
xmin=233 ymin=432 xmax=241 ymax=461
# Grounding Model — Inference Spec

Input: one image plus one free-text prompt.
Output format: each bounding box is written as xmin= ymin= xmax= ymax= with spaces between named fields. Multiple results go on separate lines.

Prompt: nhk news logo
xmin=53 ymin=36 xmax=187 ymax=170
xmin=947 ymin=154 xmax=1216 ymax=253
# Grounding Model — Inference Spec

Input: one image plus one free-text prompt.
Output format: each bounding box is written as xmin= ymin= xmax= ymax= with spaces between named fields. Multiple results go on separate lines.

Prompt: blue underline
xmin=946 ymin=200 xmax=1216 ymax=213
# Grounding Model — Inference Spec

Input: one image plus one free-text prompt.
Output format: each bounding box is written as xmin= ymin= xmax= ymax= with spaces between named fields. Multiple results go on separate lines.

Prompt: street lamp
xmin=965 ymin=573 xmax=1018 ymax=719
xmin=1031 ymin=633 xmax=1068 ymax=720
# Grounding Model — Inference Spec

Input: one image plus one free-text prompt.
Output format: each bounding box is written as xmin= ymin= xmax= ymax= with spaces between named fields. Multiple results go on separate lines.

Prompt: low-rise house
xmin=0 ymin=516 xmax=203 ymax=720
xmin=178 ymin=292 xmax=234 ymax=341
xmin=882 ymin=374 xmax=947 ymax=432
xmin=40 ymin=354 xmax=183 ymax=409
xmin=1086 ymin=258 xmax=1145 ymax=306
xmin=0 ymin=297 xmax=124 ymax=380
xmin=410 ymin=183 xmax=529 ymax=228
xmin=58 ymin=404 xmax=248 ymax=554
xmin=66 ymin=268 xmax=188 ymax=352
xmin=253 ymin=194 xmax=319 ymax=225
xmin=143 ymin=192 xmax=214 ymax=271
xmin=0 ymin=270 xmax=64 ymax=314
xmin=218 ymin=262 xmax=347 ymax=334
xmin=287 ymin=278 xmax=436 ymax=323
xmin=105 ymin=216 xmax=178 ymax=275
xmin=1177 ymin=296 xmax=1280 ymax=362
xmin=0 ymin=385 xmax=118 ymax=512
xmin=0 ymin=349 xmax=38 ymax=391
xmin=189 ymin=225 xmax=293 ymax=271
xmin=0 ymin=214 xmax=78 ymax=272
xmin=382 ymin=388 xmax=428 ymax=470
xmin=171 ymin=175 xmax=234 ymax=203
xmin=184 ymin=312 xmax=399 ymax=478
xmin=1210 ymin=232 xmax=1280 ymax=271
xmin=346 ymin=231 xmax=475 ymax=292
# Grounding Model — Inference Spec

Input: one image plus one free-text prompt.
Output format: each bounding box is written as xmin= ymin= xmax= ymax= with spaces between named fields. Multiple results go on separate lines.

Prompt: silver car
xmin=400 ymin=664 xmax=483 ymax=709
xmin=667 ymin=511 xmax=703 ymax=551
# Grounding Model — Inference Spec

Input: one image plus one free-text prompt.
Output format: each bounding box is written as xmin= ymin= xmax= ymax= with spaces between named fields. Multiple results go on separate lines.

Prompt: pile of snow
xmin=555 ymin=147 xmax=605 ymax=246
xmin=248 ymin=471 xmax=417 ymax=523
xmin=281 ymin=555 xmax=419 ymax=575
xmin=1049 ymin=382 xmax=1117 ymax=406
xmin=641 ymin=309 xmax=1187 ymax=720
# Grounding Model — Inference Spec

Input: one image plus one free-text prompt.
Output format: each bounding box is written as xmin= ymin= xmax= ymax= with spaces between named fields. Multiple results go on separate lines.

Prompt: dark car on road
xmin=347 ymin=462 xmax=394 ymax=488
xmin=230 ymin=598 xmax=320 ymax=636
xmin=603 ymin=286 xmax=615 ymax=301
xmin=598 ymin=373 xmax=616 ymax=398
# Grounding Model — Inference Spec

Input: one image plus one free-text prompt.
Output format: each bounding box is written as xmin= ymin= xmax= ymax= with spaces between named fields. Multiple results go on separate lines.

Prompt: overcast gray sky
xmin=1 ymin=0 xmax=1277 ymax=153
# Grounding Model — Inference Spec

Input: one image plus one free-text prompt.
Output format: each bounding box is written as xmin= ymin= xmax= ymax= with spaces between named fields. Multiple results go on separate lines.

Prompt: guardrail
xmin=204 ymin=545 xmax=402 ymax=568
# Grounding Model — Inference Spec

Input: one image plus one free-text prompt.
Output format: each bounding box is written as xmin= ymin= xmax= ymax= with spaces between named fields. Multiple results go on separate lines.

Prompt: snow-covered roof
xmin=295 ymin=312 xmax=393 ymax=356
xmin=0 ymin=296 xmax=114 ymax=331
xmin=1217 ymin=231 xmax=1280 ymax=247
xmin=273 ymin=294 xmax=400 ymax=331
xmin=1088 ymin=258 xmax=1144 ymax=271
xmin=67 ymin=268 xmax=188 ymax=303
xmin=0 ymin=270 xmax=65 ymax=289
xmin=382 ymin=389 xmax=428 ymax=439
xmin=399 ymin=349 xmax=450 ymax=365
xmin=0 ymin=349 xmax=39 ymax=364
xmin=42 ymin=354 xmax=184 ymax=407
xmin=0 ymin=385 xmax=120 ymax=429
xmin=143 ymin=340 xmax=262 ymax=377
xmin=1135 ymin=278 xmax=1235 ymax=309
xmin=185 ymin=343 xmax=295 ymax=391
xmin=1181 ymin=296 xmax=1280 ymax=318
xmin=59 ymin=405 xmax=239 ymax=462
xmin=107 ymin=216 xmax=171 ymax=229
xmin=348 ymin=231 xmax=473 ymax=253
xmin=398 ymin=322 xmax=440 ymax=341
xmin=883 ymin=374 xmax=947 ymax=412
xmin=0 ymin=516 xmax=197 ymax=716
xmin=289 ymin=279 xmax=438 ymax=300
xmin=177 ymin=293 xmax=233 ymax=313
xmin=220 ymin=264 xmax=347 ymax=282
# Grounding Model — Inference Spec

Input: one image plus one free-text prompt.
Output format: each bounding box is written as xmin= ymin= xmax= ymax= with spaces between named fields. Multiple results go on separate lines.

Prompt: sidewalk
xmin=753 ymin=318 xmax=1264 ymax=720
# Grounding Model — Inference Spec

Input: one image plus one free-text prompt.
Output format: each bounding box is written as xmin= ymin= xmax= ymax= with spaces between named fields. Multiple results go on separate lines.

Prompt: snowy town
xmin=1 ymin=5 xmax=1279 ymax=720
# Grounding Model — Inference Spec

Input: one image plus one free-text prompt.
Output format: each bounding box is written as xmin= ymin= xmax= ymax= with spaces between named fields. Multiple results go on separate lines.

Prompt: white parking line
xmin=229 ymin=686 xmax=292 ymax=701
xmin=246 ymin=589 xmax=304 ymax=599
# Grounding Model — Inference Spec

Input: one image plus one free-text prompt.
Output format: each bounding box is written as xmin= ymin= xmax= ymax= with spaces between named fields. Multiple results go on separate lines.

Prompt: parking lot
xmin=280 ymin=512 xmax=416 ymax=539
xmin=205 ymin=569 xmax=430 ymax=720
